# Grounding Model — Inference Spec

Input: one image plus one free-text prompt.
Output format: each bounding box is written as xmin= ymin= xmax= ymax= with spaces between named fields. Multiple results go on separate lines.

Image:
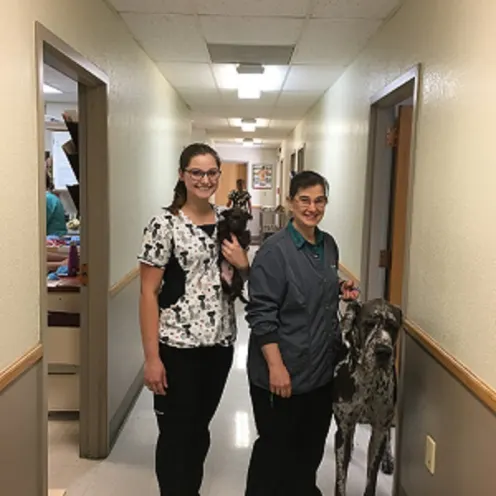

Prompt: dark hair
xmin=168 ymin=143 xmax=221 ymax=215
xmin=46 ymin=170 xmax=54 ymax=191
xmin=289 ymin=170 xmax=329 ymax=199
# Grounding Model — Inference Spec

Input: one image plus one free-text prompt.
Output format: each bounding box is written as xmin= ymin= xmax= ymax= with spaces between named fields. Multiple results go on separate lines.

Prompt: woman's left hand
xmin=222 ymin=234 xmax=249 ymax=270
xmin=341 ymin=279 xmax=360 ymax=301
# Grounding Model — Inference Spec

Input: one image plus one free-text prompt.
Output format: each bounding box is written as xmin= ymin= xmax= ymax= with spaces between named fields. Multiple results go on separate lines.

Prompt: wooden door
xmin=215 ymin=162 xmax=247 ymax=206
xmin=386 ymin=105 xmax=413 ymax=307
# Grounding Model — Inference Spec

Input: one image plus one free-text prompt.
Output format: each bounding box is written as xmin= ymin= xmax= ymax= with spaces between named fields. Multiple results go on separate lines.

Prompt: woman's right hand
xmin=144 ymin=358 xmax=168 ymax=395
xmin=269 ymin=363 xmax=292 ymax=398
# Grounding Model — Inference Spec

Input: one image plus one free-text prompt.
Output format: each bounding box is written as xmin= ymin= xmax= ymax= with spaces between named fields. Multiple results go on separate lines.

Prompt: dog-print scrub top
xmin=138 ymin=207 xmax=237 ymax=349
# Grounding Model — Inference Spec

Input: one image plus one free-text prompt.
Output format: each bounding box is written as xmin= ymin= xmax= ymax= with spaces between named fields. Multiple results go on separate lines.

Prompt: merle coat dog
xmin=333 ymin=298 xmax=402 ymax=496
xmin=217 ymin=207 xmax=251 ymax=303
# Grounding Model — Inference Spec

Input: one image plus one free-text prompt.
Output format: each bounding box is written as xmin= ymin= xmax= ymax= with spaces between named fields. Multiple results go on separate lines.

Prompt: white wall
xmin=0 ymin=0 xmax=190 ymax=370
xmin=215 ymin=145 xmax=279 ymax=206
xmin=287 ymin=0 xmax=496 ymax=388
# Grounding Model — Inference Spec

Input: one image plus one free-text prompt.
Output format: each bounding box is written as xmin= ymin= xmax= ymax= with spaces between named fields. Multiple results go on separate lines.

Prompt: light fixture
xmin=241 ymin=118 xmax=257 ymax=133
xmin=242 ymin=138 xmax=254 ymax=147
xmin=43 ymin=83 xmax=62 ymax=95
xmin=237 ymin=64 xmax=264 ymax=100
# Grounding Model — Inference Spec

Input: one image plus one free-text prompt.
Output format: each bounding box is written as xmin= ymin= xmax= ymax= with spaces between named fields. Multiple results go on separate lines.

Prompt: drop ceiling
xmin=43 ymin=64 xmax=78 ymax=104
xmin=107 ymin=0 xmax=402 ymax=147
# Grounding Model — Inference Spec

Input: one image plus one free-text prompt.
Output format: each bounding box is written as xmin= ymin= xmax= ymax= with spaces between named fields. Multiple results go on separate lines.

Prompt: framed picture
xmin=252 ymin=164 xmax=273 ymax=190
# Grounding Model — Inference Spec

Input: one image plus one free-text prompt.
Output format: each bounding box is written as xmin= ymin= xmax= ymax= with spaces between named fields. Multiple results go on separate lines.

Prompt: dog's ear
xmin=390 ymin=304 xmax=403 ymax=327
xmin=341 ymin=300 xmax=362 ymax=350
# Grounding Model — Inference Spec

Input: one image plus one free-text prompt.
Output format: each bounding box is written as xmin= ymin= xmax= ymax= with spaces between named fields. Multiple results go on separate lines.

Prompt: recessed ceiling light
xmin=242 ymin=138 xmax=254 ymax=147
xmin=241 ymin=118 xmax=257 ymax=133
xmin=43 ymin=83 xmax=62 ymax=95
xmin=237 ymin=64 xmax=264 ymax=100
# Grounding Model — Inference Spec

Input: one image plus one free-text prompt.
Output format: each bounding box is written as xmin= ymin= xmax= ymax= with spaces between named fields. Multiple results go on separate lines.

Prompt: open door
xmin=384 ymin=105 xmax=413 ymax=307
xmin=215 ymin=162 xmax=247 ymax=206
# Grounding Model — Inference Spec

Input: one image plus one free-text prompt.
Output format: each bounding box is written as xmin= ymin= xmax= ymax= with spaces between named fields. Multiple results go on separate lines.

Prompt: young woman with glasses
xmin=245 ymin=170 xmax=358 ymax=496
xmin=138 ymin=143 xmax=249 ymax=496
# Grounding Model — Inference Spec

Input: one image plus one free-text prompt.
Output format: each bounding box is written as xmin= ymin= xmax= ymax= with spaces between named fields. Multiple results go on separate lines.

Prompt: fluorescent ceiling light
xmin=243 ymin=138 xmax=254 ymax=147
xmin=241 ymin=118 xmax=257 ymax=133
xmin=238 ymin=82 xmax=261 ymax=100
xmin=43 ymin=83 xmax=62 ymax=95
xmin=214 ymin=64 xmax=288 ymax=100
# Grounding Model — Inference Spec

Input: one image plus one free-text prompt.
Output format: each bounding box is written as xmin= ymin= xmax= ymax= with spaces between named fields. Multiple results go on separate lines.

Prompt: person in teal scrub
xmin=46 ymin=171 xmax=67 ymax=237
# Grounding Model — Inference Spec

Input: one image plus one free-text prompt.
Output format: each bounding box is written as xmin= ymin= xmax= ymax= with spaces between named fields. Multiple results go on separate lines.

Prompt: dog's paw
xmin=380 ymin=456 xmax=394 ymax=475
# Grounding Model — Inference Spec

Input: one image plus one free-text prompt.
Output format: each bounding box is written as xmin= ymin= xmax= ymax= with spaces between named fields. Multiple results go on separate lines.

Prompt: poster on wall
xmin=252 ymin=164 xmax=273 ymax=190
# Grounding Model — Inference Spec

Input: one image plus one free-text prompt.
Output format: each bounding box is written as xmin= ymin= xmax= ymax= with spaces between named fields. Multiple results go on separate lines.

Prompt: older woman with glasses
xmin=245 ymin=170 xmax=358 ymax=496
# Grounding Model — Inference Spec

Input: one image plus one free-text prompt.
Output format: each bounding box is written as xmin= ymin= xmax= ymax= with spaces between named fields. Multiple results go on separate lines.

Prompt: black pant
xmin=154 ymin=344 xmax=233 ymax=496
xmin=245 ymin=382 xmax=334 ymax=496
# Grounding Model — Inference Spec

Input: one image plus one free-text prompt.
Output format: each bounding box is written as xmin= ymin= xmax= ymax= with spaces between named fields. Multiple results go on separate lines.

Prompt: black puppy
xmin=217 ymin=207 xmax=252 ymax=303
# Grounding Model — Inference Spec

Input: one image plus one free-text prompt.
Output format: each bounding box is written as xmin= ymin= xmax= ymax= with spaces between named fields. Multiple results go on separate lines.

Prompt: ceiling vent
xmin=207 ymin=44 xmax=295 ymax=65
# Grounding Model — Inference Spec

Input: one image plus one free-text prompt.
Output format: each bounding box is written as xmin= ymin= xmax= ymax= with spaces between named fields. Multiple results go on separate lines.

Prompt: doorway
xmin=215 ymin=161 xmax=248 ymax=206
xmin=359 ymin=65 xmax=421 ymax=494
xmin=36 ymin=23 xmax=110 ymax=492
xmin=360 ymin=67 xmax=420 ymax=309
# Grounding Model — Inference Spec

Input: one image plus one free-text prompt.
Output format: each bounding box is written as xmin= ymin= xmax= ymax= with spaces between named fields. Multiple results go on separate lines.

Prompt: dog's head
xmin=220 ymin=207 xmax=252 ymax=235
xmin=341 ymin=298 xmax=402 ymax=368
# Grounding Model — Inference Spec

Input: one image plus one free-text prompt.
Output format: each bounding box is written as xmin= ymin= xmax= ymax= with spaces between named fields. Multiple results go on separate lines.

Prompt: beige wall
xmin=287 ymin=0 xmax=496 ymax=389
xmin=0 ymin=0 xmax=190 ymax=370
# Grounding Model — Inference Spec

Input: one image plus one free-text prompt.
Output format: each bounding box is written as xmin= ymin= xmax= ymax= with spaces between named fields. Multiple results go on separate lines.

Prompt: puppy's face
xmin=342 ymin=299 xmax=402 ymax=368
xmin=222 ymin=207 xmax=252 ymax=234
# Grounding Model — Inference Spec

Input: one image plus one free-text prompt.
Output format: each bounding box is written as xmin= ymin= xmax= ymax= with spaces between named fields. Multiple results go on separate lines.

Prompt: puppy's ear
xmin=341 ymin=300 xmax=362 ymax=350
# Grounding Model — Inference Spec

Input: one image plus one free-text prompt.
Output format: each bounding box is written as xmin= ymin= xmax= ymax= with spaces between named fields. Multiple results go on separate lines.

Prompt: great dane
xmin=333 ymin=298 xmax=402 ymax=496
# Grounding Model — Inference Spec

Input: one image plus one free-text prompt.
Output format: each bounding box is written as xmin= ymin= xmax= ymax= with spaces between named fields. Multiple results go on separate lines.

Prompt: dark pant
xmin=245 ymin=382 xmax=334 ymax=496
xmin=154 ymin=344 xmax=233 ymax=496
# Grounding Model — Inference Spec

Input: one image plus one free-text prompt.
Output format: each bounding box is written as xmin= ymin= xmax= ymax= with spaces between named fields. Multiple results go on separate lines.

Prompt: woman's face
xmin=180 ymin=153 xmax=221 ymax=201
xmin=289 ymin=184 xmax=327 ymax=229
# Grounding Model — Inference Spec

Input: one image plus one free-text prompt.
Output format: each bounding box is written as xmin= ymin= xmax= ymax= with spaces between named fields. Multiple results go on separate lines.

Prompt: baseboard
xmin=108 ymin=365 xmax=144 ymax=449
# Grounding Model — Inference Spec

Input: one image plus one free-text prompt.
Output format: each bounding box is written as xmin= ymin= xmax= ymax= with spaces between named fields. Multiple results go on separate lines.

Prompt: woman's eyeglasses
xmin=185 ymin=168 xmax=221 ymax=181
xmin=295 ymin=196 xmax=328 ymax=209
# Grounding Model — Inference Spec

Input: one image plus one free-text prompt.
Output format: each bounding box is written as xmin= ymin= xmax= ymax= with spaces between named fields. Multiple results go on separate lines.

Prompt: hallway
xmin=63 ymin=303 xmax=393 ymax=495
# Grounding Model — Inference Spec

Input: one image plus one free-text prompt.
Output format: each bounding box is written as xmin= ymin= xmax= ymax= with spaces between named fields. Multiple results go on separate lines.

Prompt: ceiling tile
xmin=220 ymin=89 xmax=279 ymax=107
xmin=283 ymin=66 xmax=343 ymax=92
xmin=293 ymin=19 xmax=381 ymax=66
xmin=292 ymin=18 xmax=382 ymax=65
xmin=270 ymin=106 xmax=309 ymax=120
xmin=176 ymin=89 xmax=222 ymax=108
xmin=43 ymin=65 xmax=78 ymax=93
xmin=108 ymin=0 xmax=195 ymax=14
xmin=200 ymin=16 xmax=303 ymax=45
xmin=191 ymin=114 xmax=229 ymax=129
xmin=312 ymin=0 xmax=400 ymax=20
xmin=196 ymin=0 xmax=311 ymax=17
xmin=157 ymin=63 xmax=216 ymax=89
xmin=194 ymin=105 xmax=270 ymax=120
xmin=269 ymin=119 xmax=300 ymax=130
xmin=212 ymin=64 xmax=288 ymax=91
xmin=121 ymin=13 xmax=209 ymax=62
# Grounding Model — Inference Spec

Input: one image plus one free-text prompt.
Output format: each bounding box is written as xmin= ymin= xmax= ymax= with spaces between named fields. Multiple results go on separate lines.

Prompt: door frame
xmin=359 ymin=65 xmax=421 ymax=495
xmin=35 ymin=23 xmax=110 ymax=463
xmin=360 ymin=65 xmax=421 ymax=310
